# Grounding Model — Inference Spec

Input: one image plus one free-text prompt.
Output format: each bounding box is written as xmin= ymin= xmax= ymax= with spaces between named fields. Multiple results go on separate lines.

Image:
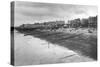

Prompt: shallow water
xmin=14 ymin=31 xmax=94 ymax=66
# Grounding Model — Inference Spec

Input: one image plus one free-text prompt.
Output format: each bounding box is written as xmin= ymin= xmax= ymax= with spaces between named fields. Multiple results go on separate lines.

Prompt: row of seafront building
xmin=67 ymin=16 xmax=97 ymax=28
xmin=19 ymin=20 xmax=65 ymax=29
xmin=19 ymin=16 xmax=97 ymax=29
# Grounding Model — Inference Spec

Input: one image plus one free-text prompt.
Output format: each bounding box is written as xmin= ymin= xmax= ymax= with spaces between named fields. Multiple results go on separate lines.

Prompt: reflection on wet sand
xmin=14 ymin=31 xmax=94 ymax=66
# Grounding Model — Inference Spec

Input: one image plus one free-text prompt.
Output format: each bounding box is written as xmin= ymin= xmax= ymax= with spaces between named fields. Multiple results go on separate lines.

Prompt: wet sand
xmin=16 ymin=28 xmax=97 ymax=59
xmin=14 ymin=30 xmax=94 ymax=66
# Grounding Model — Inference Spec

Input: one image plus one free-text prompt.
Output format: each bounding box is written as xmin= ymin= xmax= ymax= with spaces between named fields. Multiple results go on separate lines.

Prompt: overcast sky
xmin=14 ymin=1 xmax=97 ymax=26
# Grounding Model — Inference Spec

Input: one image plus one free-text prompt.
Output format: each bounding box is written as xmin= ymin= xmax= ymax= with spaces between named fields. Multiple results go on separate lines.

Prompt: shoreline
xmin=15 ymin=28 xmax=97 ymax=60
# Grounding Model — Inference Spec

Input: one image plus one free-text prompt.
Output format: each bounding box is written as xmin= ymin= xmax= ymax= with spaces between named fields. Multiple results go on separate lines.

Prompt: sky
xmin=14 ymin=1 xmax=97 ymax=26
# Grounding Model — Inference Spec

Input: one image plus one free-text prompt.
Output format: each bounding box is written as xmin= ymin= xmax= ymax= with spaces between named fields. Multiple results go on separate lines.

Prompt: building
xmin=81 ymin=18 xmax=89 ymax=27
xmin=43 ymin=21 xmax=65 ymax=26
xmin=19 ymin=20 xmax=65 ymax=29
xmin=88 ymin=16 xmax=97 ymax=28
xmin=67 ymin=18 xmax=81 ymax=28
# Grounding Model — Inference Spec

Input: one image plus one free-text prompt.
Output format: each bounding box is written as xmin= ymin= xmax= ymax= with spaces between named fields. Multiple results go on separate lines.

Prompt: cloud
xmin=14 ymin=1 xmax=97 ymax=26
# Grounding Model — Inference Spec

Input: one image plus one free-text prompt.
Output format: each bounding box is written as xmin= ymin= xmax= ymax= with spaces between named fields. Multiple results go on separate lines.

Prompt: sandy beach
xmin=14 ymin=28 xmax=96 ymax=66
